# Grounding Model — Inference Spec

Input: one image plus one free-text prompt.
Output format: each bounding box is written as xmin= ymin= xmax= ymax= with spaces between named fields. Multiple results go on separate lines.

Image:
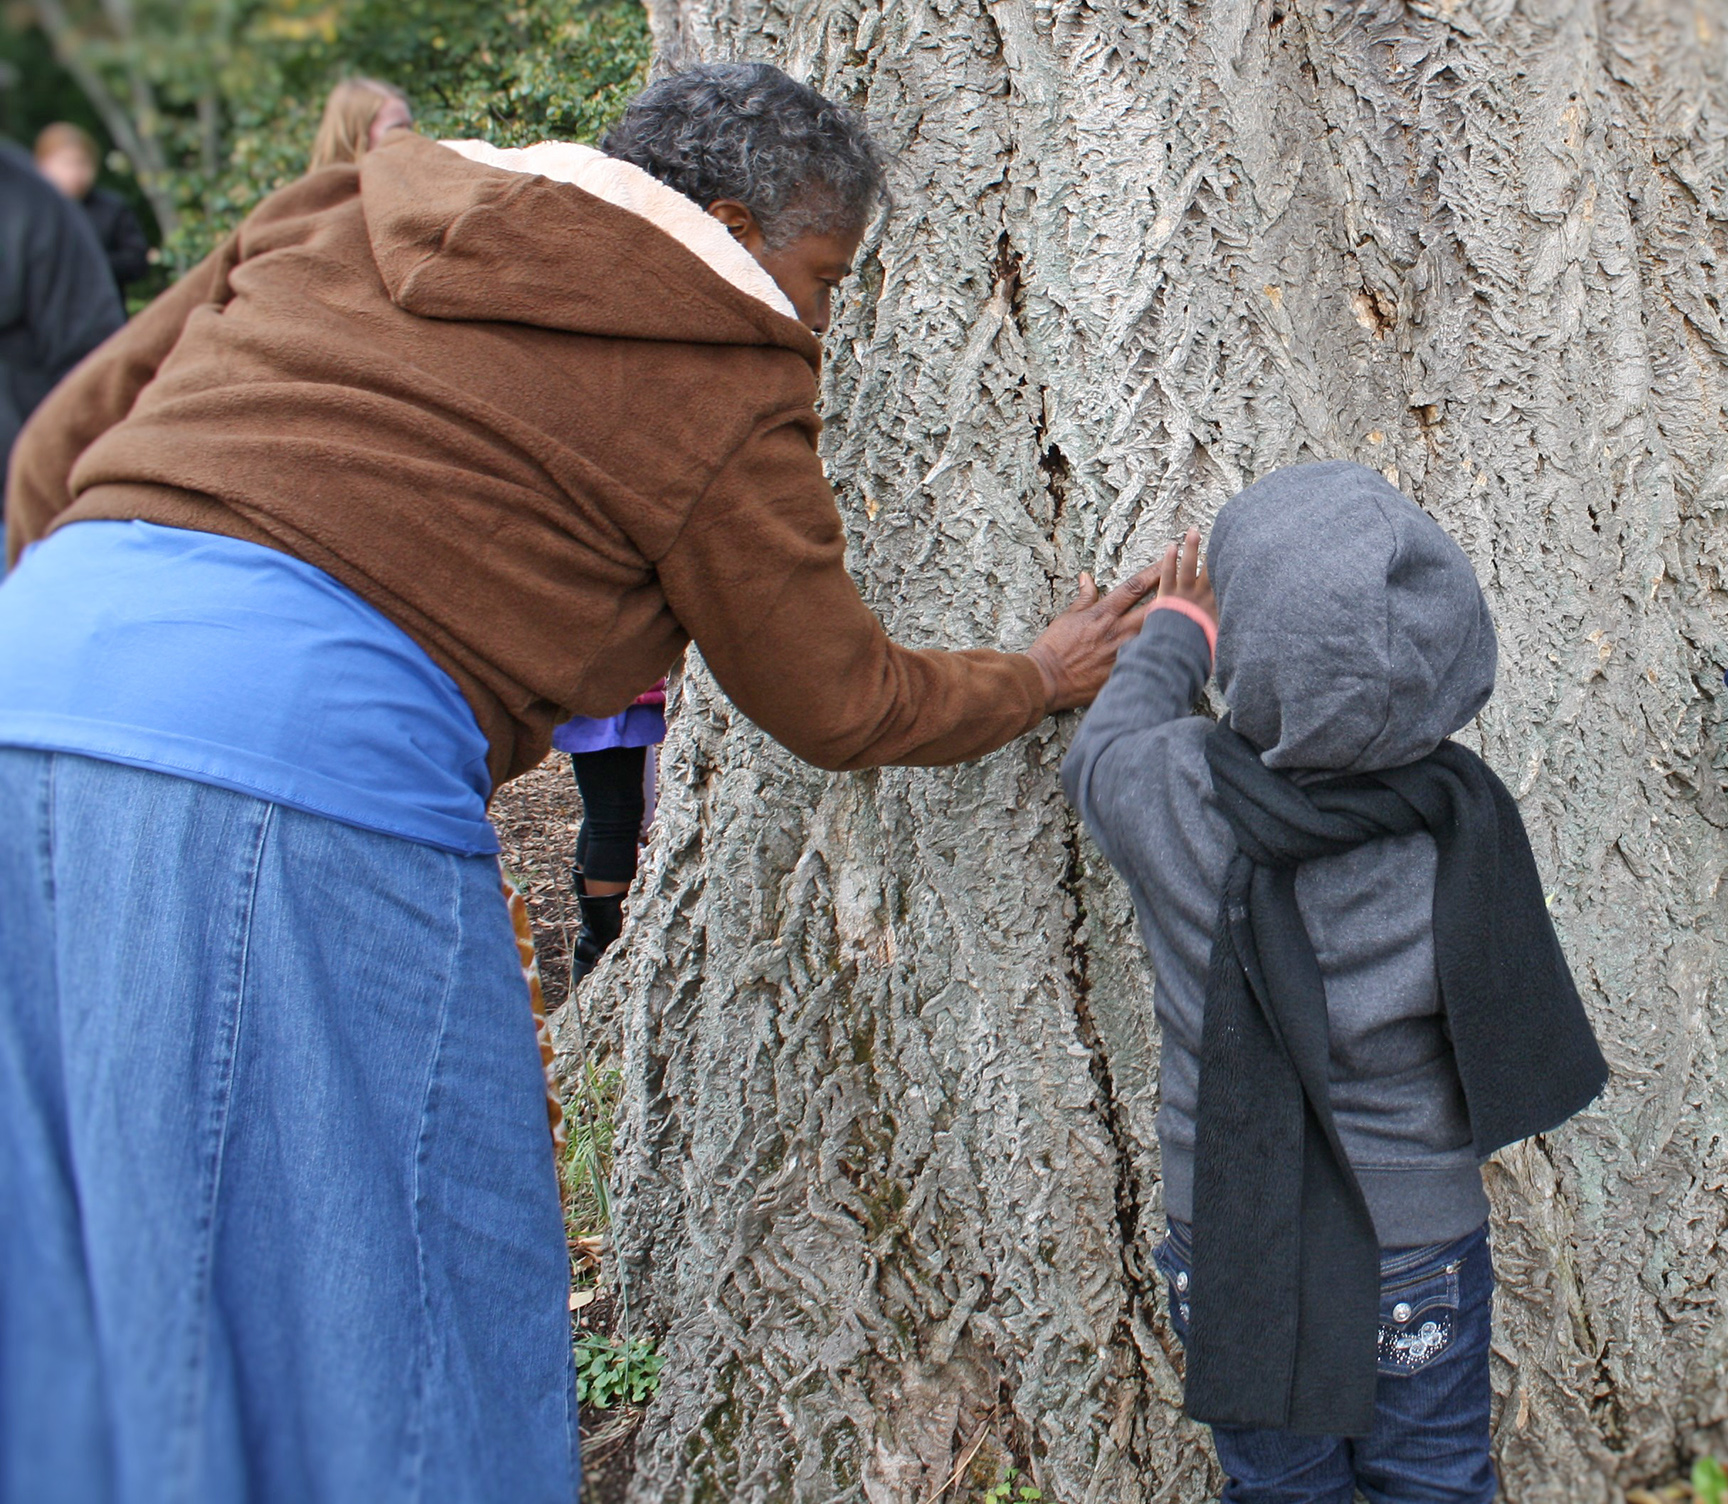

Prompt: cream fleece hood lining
xmin=438 ymin=139 xmax=798 ymax=321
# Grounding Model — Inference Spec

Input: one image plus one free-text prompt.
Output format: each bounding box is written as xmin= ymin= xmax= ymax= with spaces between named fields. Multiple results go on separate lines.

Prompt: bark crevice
xmin=1060 ymin=817 xmax=1156 ymax=1346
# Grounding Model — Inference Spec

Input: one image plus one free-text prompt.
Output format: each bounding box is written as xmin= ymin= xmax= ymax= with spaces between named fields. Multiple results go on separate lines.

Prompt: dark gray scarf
xmin=1185 ymin=719 xmax=1608 ymax=1436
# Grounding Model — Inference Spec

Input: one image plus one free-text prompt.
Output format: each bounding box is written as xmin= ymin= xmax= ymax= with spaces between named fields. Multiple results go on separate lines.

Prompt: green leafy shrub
xmin=1695 ymin=1456 xmax=1727 ymax=1504
xmin=168 ymin=0 xmax=650 ymax=268
xmin=16 ymin=0 xmax=650 ymax=275
xmin=575 ymin=1332 xmax=664 ymax=1410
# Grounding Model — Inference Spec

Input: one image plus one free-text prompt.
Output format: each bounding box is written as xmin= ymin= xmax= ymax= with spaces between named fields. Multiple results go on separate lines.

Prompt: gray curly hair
xmin=601 ymin=62 xmax=890 ymax=249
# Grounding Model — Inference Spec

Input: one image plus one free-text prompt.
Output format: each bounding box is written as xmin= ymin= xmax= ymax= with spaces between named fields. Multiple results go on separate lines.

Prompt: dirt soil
xmin=493 ymin=754 xmax=585 ymax=1017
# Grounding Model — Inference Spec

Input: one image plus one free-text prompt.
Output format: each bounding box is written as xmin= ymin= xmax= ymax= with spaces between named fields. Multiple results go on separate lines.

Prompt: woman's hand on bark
xmin=1026 ymin=564 xmax=1160 ymax=712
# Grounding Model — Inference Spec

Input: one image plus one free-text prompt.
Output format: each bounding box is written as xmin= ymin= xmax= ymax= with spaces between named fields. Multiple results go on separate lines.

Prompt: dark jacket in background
xmin=0 ymin=144 xmax=123 ymax=492
xmin=81 ymin=186 xmax=152 ymax=293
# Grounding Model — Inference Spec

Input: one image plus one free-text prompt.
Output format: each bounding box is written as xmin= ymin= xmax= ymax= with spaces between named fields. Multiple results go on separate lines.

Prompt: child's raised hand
xmin=1159 ymin=526 xmax=1216 ymax=624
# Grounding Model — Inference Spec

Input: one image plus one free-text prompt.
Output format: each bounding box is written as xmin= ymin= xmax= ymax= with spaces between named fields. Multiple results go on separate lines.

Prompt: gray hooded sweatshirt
xmin=1063 ymin=461 xmax=1498 ymax=1246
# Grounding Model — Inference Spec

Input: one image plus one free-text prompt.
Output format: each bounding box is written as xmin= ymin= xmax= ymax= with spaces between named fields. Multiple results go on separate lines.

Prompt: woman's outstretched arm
xmin=657 ymin=406 xmax=1159 ymax=770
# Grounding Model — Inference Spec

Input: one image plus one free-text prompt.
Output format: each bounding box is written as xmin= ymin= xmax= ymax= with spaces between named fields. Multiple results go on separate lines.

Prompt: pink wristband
xmin=1149 ymin=596 xmax=1217 ymax=662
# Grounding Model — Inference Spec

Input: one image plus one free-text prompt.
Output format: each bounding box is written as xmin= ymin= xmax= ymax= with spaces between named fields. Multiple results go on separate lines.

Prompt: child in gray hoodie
xmin=1063 ymin=462 xmax=1606 ymax=1503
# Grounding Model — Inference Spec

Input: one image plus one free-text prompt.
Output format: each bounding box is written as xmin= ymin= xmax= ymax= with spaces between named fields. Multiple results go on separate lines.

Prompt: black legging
xmin=570 ymin=746 xmax=646 ymax=885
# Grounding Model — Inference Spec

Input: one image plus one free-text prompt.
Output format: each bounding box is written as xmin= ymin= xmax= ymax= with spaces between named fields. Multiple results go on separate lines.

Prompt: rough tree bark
xmin=569 ymin=2 xmax=1728 ymax=1498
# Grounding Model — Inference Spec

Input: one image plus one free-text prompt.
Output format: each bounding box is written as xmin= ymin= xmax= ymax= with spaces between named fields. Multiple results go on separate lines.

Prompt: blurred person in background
xmin=34 ymin=123 xmax=152 ymax=298
xmin=0 ymin=140 xmax=122 ymax=566
xmin=308 ymin=76 xmax=413 ymax=169
xmin=0 ymin=62 xmax=1155 ymax=1501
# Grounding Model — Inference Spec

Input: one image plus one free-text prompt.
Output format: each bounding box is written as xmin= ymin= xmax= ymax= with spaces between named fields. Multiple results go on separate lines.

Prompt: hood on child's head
xmin=1207 ymin=460 xmax=1497 ymax=774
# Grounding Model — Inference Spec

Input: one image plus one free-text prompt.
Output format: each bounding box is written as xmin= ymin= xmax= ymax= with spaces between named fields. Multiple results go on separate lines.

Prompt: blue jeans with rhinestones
xmin=1157 ymin=1219 xmax=1495 ymax=1504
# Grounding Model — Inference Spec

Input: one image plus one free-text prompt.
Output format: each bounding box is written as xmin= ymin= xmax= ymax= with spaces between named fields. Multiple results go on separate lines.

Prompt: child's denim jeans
xmin=1157 ymin=1218 xmax=1496 ymax=1504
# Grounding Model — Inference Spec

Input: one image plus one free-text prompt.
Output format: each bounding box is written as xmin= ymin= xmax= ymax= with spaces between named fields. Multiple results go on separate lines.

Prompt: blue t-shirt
xmin=0 ymin=521 xmax=496 ymax=855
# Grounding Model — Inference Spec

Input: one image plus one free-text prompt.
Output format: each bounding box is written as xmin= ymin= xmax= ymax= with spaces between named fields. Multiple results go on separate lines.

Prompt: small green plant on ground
xmin=562 ymin=1059 xmax=621 ymax=1241
xmin=561 ymin=1057 xmax=663 ymax=1409
xmin=1695 ymin=1457 xmax=1726 ymax=1504
xmin=978 ymin=1465 xmax=1042 ymax=1503
xmin=575 ymin=1332 xmax=664 ymax=1410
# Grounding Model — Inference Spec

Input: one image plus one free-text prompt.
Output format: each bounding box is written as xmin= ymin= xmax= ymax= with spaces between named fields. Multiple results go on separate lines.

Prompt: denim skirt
xmin=0 ymin=749 xmax=578 ymax=1503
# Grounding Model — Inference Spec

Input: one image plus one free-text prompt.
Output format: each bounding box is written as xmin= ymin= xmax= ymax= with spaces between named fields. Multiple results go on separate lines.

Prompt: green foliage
xmin=172 ymin=0 xmax=650 ymax=268
xmin=19 ymin=0 xmax=650 ymax=273
xmin=978 ymin=1466 xmax=1042 ymax=1503
xmin=180 ymin=0 xmax=653 ymax=264
xmin=574 ymin=1332 xmax=664 ymax=1410
xmin=1695 ymin=1456 xmax=1727 ymax=1504
xmin=0 ymin=21 xmax=98 ymax=147
xmin=562 ymin=1059 xmax=621 ymax=1238
xmin=562 ymin=1063 xmax=660 ymax=1411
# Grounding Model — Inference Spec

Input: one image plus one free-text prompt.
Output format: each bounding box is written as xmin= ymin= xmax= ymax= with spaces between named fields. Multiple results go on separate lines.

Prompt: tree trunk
xmin=580 ymin=2 xmax=1728 ymax=1498
xmin=639 ymin=0 xmax=689 ymax=64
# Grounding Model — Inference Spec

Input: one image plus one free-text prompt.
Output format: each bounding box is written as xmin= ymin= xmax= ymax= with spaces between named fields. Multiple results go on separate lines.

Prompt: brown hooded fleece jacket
xmin=6 ymin=133 xmax=1048 ymax=789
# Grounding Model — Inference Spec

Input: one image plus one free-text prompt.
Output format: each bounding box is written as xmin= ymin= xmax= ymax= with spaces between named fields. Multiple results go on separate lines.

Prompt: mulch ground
xmin=493 ymin=755 xmax=642 ymax=1503
xmin=493 ymin=754 xmax=585 ymax=1016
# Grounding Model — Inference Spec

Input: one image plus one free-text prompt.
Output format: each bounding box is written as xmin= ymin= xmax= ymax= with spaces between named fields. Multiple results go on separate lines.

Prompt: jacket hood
xmin=1208 ymin=460 xmax=1497 ymax=772
xmin=357 ymin=133 xmax=818 ymax=365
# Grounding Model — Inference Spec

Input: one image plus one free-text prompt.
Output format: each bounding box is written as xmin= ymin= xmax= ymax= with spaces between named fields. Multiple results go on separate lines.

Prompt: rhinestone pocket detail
xmin=1378 ymin=1310 xmax=1454 ymax=1372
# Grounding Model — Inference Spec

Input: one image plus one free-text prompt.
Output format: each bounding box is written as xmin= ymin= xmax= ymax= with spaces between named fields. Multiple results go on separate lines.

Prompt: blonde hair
xmin=308 ymin=78 xmax=410 ymax=170
xmin=34 ymin=122 xmax=100 ymax=166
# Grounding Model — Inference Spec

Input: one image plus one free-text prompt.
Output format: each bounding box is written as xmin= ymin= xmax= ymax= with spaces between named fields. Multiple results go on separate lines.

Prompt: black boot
xmin=570 ymin=884 xmax=624 ymax=986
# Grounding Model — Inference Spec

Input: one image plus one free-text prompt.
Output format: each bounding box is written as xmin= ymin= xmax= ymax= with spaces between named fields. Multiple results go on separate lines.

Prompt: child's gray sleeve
xmin=1061 ymin=608 xmax=1213 ymax=863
